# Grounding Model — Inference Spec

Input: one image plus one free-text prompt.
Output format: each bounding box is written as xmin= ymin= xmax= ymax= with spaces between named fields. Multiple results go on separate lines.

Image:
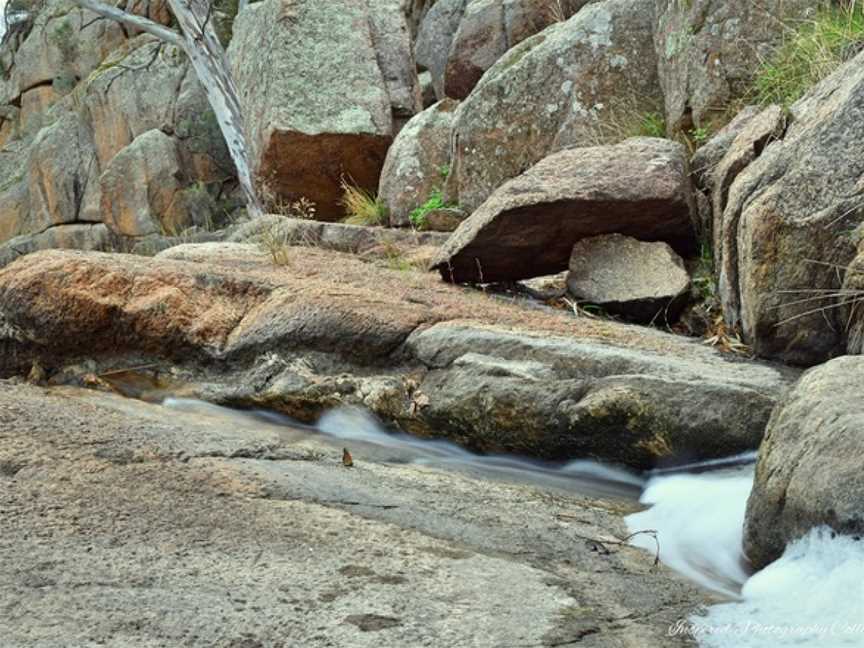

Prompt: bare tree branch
xmin=70 ymin=0 xmax=264 ymax=218
xmin=72 ymin=0 xmax=184 ymax=47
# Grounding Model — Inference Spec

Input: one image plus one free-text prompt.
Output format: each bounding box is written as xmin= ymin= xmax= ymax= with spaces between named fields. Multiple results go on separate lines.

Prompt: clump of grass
xmin=583 ymin=97 xmax=669 ymax=146
xmin=257 ymin=221 xmax=292 ymax=266
xmin=637 ymin=112 xmax=667 ymax=138
xmin=340 ymin=179 xmax=388 ymax=226
xmin=380 ymin=240 xmax=415 ymax=272
xmin=752 ymin=1 xmax=864 ymax=107
xmin=409 ymin=189 xmax=449 ymax=230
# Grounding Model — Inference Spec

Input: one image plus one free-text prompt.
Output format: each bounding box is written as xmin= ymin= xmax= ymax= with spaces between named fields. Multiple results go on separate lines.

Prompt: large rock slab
xmin=566 ymin=234 xmax=691 ymax=323
xmin=378 ymin=100 xmax=459 ymax=226
xmin=446 ymin=0 xmax=662 ymax=212
xmin=0 ymin=247 xmax=797 ymax=468
xmin=0 ymin=381 xmax=707 ymax=646
xmin=229 ymin=0 xmax=413 ymax=219
xmin=719 ymin=51 xmax=864 ymax=365
xmin=744 ymin=356 xmax=864 ymax=569
xmin=432 ymin=138 xmax=696 ymax=283
xmin=654 ymin=0 xmax=815 ymax=131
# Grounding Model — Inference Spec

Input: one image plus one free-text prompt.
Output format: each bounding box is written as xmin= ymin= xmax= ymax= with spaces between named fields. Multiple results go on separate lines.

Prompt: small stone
xmin=566 ymin=234 xmax=691 ymax=323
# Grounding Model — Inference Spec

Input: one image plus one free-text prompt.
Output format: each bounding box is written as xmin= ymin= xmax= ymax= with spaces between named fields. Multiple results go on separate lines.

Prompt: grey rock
xmin=713 ymin=105 xmax=786 ymax=326
xmin=378 ymin=100 xmax=459 ymax=227
xmin=367 ymin=0 xmax=423 ymax=127
xmin=690 ymin=105 xmax=762 ymax=192
xmin=744 ymin=356 xmax=864 ymax=569
xmin=446 ymin=0 xmax=661 ymax=212
xmin=567 ymin=234 xmax=691 ymax=323
xmin=0 ymin=379 xmax=707 ymax=647
xmin=415 ymin=0 xmax=468 ymax=99
xmin=720 ymin=51 xmax=864 ymax=365
xmin=432 ymin=138 xmax=696 ymax=283
xmin=443 ymin=0 xmax=592 ymax=100
xmin=654 ymin=0 xmax=816 ymax=131
xmin=418 ymin=70 xmax=438 ymax=108
xmin=519 ymin=271 xmax=569 ymax=300
xmin=0 ymin=223 xmax=111 ymax=269
xmin=229 ymin=0 xmax=398 ymax=219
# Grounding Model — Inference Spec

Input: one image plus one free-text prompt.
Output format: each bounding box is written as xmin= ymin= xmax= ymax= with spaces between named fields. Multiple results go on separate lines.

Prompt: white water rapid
xmin=627 ymin=464 xmax=864 ymax=647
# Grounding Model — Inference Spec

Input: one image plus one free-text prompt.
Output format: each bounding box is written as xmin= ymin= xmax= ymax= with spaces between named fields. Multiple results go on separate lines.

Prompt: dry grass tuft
xmin=340 ymin=179 xmax=388 ymax=226
xmin=257 ymin=221 xmax=292 ymax=266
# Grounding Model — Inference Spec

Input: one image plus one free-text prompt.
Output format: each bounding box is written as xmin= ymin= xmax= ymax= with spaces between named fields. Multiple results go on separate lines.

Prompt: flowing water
xmin=160 ymin=398 xmax=864 ymax=647
xmin=626 ymin=460 xmax=864 ymax=647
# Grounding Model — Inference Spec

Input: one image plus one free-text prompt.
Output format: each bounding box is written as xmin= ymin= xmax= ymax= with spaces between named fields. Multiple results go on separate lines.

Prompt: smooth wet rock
xmin=566 ymin=234 xmax=691 ymax=323
xmin=433 ymin=138 xmax=696 ymax=283
xmin=744 ymin=356 xmax=864 ymax=569
xmin=0 ymin=380 xmax=706 ymax=646
xmin=446 ymin=0 xmax=661 ymax=212
xmin=720 ymin=51 xmax=864 ymax=365
xmin=0 ymin=247 xmax=797 ymax=467
xmin=378 ymin=100 xmax=459 ymax=227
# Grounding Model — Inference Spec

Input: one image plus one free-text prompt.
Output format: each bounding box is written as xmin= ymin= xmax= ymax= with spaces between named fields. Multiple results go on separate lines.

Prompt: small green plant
xmin=638 ymin=112 xmax=667 ymax=138
xmin=340 ymin=179 xmax=388 ymax=226
xmin=752 ymin=1 xmax=864 ymax=107
xmin=689 ymin=126 xmax=711 ymax=146
xmin=438 ymin=163 xmax=451 ymax=180
xmin=409 ymin=189 xmax=448 ymax=230
xmin=692 ymin=244 xmax=716 ymax=302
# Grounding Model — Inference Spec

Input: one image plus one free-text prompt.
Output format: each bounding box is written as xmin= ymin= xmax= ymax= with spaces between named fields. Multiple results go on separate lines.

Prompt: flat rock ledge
xmin=0 ymin=245 xmax=799 ymax=468
xmin=0 ymin=380 xmax=708 ymax=646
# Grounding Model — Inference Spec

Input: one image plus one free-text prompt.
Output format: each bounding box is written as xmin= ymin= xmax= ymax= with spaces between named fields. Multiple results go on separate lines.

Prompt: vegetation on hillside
xmin=753 ymin=1 xmax=864 ymax=106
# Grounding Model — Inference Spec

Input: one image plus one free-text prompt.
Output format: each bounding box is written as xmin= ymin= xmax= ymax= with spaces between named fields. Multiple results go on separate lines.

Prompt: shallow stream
xmin=160 ymin=398 xmax=864 ymax=648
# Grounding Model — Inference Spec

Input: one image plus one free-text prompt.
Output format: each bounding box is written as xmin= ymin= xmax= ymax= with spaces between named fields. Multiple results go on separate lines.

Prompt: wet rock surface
xmin=0 ymin=380 xmax=704 ymax=647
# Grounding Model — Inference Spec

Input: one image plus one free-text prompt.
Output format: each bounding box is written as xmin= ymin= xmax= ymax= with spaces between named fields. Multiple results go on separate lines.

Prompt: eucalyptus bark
xmin=71 ymin=0 xmax=263 ymax=218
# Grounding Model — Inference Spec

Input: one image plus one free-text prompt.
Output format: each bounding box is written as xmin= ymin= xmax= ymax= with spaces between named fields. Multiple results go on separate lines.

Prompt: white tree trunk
xmin=71 ymin=0 xmax=263 ymax=218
